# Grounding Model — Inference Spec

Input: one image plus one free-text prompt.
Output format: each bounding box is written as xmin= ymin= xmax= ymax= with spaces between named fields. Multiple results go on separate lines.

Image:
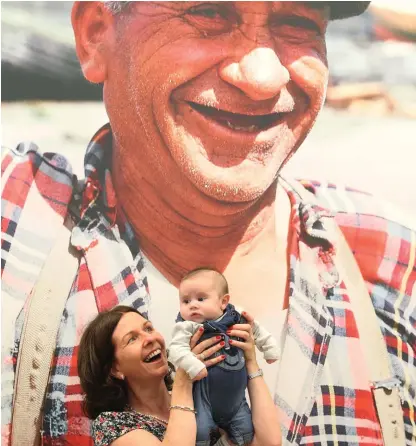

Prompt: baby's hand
xmin=266 ymin=359 xmax=277 ymax=364
xmin=193 ymin=367 xmax=208 ymax=382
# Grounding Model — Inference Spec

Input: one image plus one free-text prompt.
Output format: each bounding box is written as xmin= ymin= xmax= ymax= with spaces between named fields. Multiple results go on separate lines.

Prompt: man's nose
xmin=219 ymin=46 xmax=290 ymax=101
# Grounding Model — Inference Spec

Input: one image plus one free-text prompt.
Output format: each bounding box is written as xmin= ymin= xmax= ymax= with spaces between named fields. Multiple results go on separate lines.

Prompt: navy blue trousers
xmin=178 ymin=305 xmax=254 ymax=446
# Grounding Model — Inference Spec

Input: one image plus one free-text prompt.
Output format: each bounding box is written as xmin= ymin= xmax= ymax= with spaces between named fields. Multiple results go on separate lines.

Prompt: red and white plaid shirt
xmin=2 ymin=124 xmax=415 ymax=445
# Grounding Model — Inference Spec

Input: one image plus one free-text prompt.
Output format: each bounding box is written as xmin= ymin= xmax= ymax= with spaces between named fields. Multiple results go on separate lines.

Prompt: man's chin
xmin=184 ymin=165 xmax=278 ymax=203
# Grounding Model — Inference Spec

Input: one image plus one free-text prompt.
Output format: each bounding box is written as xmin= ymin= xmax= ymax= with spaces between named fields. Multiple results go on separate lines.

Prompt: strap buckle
xmin=371 ymin=377 xmax=400 ymax=391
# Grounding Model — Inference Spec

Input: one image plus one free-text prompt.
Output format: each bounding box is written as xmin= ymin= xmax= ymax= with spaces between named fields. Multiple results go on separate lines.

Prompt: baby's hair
xmin=181 ymin=267 xmax=229 ymax=296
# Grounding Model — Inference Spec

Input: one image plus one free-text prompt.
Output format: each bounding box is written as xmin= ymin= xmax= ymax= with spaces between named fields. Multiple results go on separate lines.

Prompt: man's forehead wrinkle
xmin=131 ymin=1 xmax=187 ymax=24
xmin=121 ymin=5 xmax=185 ymax=50
xmin=134 ymin=3 xmax=178 ymax=18
xmin=151 ymin=1 xmax=182 ymax=10
xmin=151 ymin=1 xmax=198 ymax=12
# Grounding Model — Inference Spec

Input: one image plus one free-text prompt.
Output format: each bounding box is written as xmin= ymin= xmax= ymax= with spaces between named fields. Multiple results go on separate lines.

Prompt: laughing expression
xmin=104 ymin=1 xmax=329 ymax=202
xmin=112 ymin=312 xmax=169 ymax=382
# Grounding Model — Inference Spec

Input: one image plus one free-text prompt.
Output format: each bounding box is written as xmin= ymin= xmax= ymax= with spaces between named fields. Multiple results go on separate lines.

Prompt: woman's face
xmin=111 ymin=312 xmax=169 ymax=383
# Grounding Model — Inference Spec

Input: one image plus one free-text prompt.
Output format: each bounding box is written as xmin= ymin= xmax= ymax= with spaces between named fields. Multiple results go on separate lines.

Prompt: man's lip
xmin=187 ymin=101 xmax=288 ymax=132
xmin=174 ymin=99 xmax=298 ymax=153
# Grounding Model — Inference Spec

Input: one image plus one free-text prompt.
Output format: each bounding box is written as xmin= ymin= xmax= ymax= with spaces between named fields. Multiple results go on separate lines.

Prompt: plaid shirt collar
xmin=75 ymin=124 xmax=336 ymax=255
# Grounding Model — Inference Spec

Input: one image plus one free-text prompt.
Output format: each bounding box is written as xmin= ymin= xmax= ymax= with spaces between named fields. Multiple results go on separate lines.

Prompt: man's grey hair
xmin=104 ymin=1 xmax=132 ymax=14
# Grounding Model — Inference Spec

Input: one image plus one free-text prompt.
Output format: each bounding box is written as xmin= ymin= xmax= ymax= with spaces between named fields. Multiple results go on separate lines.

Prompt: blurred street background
xmin=2 ymin=1 xmax=416 ymax=209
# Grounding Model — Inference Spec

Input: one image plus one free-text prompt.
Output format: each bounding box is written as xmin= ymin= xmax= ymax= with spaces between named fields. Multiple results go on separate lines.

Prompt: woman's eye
xmin=127 ymin=335 xmax=137 ymax=344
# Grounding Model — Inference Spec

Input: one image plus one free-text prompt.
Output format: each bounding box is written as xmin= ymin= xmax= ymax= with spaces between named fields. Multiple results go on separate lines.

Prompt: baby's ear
xmin=221 ymin=294 xmax=230 ymax=310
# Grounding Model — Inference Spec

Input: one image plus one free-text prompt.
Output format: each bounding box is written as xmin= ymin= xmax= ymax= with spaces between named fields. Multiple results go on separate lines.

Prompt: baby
xmin=168 ymin=267 xmax=279 ymax=446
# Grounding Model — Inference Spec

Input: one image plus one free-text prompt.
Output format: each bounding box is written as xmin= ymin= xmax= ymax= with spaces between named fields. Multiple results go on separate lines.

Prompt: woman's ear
xmin=110 ymin=364 xmax=125 ymax=381
xmin=71 ymin=1 xmax=114 ymax=84
xmin=221 ymin=294 xmax=230 ymax=310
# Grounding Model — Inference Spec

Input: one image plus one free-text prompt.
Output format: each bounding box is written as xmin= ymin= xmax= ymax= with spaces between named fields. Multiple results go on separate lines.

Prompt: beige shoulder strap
xmin=279 ymin=177 xmax=405 ymax=444
xmin=328 ymin=221 xmax=405 ymax=445
xmin=11 ymin=215 xmax=80 ymax=446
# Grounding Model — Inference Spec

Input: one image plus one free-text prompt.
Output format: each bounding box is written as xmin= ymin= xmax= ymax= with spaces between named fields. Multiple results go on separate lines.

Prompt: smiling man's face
xmin=103 ymin=1 xmax=329 ymax=202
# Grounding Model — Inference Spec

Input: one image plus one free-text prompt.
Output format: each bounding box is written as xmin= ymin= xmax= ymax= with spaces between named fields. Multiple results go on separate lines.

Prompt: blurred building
xmin=1 ymin=1 xmax=415 ymax=101
xmin=1 ymin=1 xmax=102 ymax=100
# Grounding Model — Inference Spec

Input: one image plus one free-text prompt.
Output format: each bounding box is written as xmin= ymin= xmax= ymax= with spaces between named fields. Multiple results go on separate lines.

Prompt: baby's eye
xmin=183 ymin=299 xmax=190 ymax=305
xmin=198 ymin=297 xmax=206 ymax=302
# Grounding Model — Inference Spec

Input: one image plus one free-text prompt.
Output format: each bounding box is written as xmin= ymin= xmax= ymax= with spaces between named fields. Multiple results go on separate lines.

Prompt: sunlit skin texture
xmin=73 ymin=1 xmax=329 ymax=287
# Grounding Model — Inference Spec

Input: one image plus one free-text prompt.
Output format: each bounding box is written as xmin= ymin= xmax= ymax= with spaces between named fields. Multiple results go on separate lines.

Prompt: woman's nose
xmin=219 ymin=46 xmax=290 ymax=101
xmin=142 ymin=331 xmax=156 ymax=346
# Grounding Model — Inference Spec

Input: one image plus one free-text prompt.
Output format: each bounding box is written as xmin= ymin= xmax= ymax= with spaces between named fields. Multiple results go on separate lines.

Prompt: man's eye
xmin=271 ymin=15 xmax=322 ymax=36
xmin=185 ymin=3 xmax=233 ymax=35
xmin=145 ymin=326 xmax=153 ymax=333
xmin=188 ymin=4 xmax=224 ymax=20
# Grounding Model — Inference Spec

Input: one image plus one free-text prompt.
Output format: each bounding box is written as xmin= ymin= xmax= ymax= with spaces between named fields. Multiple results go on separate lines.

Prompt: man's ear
xmin=221 ymin=294 xmax=230 ymax=310
xmin=71 ymin=1 xmax=114 ymax=84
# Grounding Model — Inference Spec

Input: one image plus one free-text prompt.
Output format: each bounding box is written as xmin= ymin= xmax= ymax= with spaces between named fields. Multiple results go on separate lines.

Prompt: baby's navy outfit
xmin=175 ymin=304 xmax=254 ymax=446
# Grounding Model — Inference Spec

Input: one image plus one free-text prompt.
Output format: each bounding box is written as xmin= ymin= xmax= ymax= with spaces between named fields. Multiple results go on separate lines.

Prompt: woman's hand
xmin=190 ymin=327 xmax=225 ymax=368
xmin=225 ymin=311 xmax=257 ymax=366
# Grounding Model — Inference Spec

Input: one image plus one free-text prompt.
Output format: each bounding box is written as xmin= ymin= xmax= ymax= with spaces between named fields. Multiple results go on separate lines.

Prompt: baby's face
xmin=179 ymin=272 xmax=228 ymax=323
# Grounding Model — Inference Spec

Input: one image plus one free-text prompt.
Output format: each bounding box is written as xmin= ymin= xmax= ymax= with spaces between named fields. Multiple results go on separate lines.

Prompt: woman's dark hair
xmin=77 ymin=305 xmax=174 ymax=419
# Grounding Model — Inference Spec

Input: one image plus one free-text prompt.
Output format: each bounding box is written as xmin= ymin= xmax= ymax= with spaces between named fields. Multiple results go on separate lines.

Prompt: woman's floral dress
xmin=92 ymin=410 xmax=166 ymax=445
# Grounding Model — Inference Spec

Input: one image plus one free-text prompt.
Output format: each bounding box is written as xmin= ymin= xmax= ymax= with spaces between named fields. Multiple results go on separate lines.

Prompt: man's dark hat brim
xmin=329 ymin=1 xmax=371 ymax=20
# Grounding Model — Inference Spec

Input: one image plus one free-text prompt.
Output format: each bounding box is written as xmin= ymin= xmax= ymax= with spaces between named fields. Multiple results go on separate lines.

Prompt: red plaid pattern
xmin=2 ymin=127 xmax=415 ymax=445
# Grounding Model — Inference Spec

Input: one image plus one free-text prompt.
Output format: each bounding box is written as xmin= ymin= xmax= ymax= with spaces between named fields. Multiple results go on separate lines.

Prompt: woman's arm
xmin=164 ymin=332 xmax=225 ymax=445
xmin=112 ymin=330 xmax=224 ymax=446
xmin=112 ymin=369 xmax=195 ymax=446
xmin=227 ymin=311 xmax=282 ymax=446
xmin=161 ymin=368 xmax=197 ymax=445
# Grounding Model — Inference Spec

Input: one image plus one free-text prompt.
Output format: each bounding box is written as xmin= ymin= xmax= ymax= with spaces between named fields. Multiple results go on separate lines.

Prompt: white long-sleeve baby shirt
xmin=168 ymin=310 xmax=279 ymax=379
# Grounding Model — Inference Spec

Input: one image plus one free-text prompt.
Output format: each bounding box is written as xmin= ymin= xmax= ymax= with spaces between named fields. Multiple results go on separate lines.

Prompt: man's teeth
xmin=144 ymin=349 xmax=161 ymax=362
xmin=224 ymin=120 xmax=260 ymax=132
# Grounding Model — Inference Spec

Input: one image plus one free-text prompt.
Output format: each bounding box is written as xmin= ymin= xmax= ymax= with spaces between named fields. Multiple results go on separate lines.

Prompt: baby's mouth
xmin=188 ymin=102 xmax=283 ymax=133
